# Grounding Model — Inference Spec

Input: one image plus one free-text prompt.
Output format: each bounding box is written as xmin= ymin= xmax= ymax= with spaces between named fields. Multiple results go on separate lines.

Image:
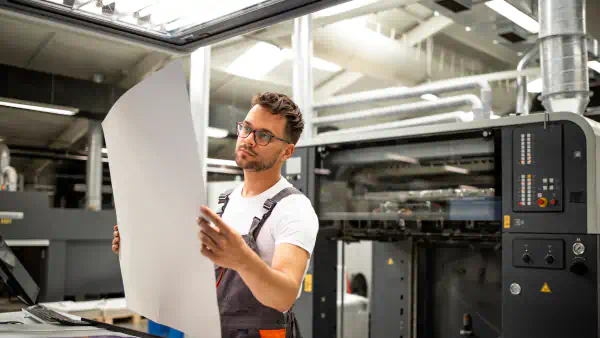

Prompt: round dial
xmin=510 ymin=283 xmax=521 ymax=295
xmin=573 ymin=242 xmax=585 ymax=255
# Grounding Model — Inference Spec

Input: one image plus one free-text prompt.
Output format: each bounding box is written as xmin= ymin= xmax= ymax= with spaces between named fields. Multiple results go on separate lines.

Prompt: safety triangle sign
xmin=540 ymin=282 xmax=551 ymax=293
xmin=387 ymin=258 xmax=394 ymax=265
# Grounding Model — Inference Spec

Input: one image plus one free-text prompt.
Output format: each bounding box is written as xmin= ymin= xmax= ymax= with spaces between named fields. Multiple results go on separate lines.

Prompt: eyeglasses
xmin=236 ymin=122 xmax=291 ymax=146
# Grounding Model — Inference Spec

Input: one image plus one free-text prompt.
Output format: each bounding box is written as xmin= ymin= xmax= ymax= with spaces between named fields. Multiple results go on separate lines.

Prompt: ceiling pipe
xmin=313 ymin=79 xmax=491 ymax=119
xmin=515 ymin=46 xmax=539 ymax=116
xmin=312 ymin=94 xmax=484 ymax=126
xmin=317 ymin=111 xmax=474 ymax=137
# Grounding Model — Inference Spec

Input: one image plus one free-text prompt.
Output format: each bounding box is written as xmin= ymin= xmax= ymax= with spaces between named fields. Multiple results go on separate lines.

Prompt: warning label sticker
xmin=541 ymin=282 xmax=552 ymax=293
xmin=388 ymin=258 xmax=394 ymax=265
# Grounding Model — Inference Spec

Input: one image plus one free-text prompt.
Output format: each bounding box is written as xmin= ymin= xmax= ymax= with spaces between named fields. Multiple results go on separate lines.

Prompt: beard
xmin=234 ymin=146 xmax=279 ymax=172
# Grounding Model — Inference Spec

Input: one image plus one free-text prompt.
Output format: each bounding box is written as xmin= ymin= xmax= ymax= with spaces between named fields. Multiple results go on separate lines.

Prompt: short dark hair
xmin=251 ymin=92 xmax=304 ymax=145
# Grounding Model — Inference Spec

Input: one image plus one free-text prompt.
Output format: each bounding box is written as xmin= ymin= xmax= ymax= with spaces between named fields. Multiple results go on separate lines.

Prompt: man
xmin=112 ymin=92 xmax=319 ymax=338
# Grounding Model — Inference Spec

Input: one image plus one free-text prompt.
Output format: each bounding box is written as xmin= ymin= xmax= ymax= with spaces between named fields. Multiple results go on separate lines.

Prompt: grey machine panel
xmin=371 ymin=241 xmax=412 ymax=338
xmin=502 ymin=120 xmax=599 ymax=338
xmin=0 ymin=191 xmax=120 ymax=301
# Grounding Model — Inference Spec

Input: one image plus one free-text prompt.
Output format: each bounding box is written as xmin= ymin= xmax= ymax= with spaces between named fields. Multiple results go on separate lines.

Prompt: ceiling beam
xmin=403 ymin=15 xmax=454 ymax=46
xmin=315 ymin=71 xmax=364 ymax=100
xmin=439 ymin=24 xmax=521 ymax=66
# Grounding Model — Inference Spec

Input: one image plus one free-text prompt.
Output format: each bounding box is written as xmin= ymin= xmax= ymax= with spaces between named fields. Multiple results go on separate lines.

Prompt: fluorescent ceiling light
xmin=588 ymin=61 xmax=600 ymax=73
xmin=314 ymin=0 xmax=378 ymax=17
xmin=385 ymin=153 xmax=420 ymax=164
xmin=226 ymin=42 xmax=283 ymax=80
xmin=281 ymin=49 xmax=342 ymax=72
xmin=227 ymin=43 xmax=343 ymax=79
xmin=0 ymin=98 xmax=78 ymax=116
xmin=421 ymin=94 xmax=439 ymax=101
xmin=444 ymin=165 xmax=470 ymax=175
xmin=208 ymin=127 xmax=229 ymax=139
xmin=485 ymin=0 xmax=539 ymax=34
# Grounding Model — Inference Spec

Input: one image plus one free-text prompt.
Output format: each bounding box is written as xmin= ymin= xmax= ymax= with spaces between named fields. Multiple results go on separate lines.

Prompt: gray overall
xmin=215 ymin=186 xmax=304 ymax=338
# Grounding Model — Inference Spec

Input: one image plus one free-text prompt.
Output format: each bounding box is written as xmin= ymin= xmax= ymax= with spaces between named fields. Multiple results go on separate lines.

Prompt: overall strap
xmin=248 ymin=187 xmax=303 ymax=239
xmin=216 ymin=188 xmax=235 ymax=217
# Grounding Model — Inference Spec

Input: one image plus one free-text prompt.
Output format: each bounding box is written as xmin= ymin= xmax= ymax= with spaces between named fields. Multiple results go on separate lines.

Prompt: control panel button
xmin=538 ymin=198 xmax=548 ymax=208
xmin=522 ymin=253 xmax=531 ymax=263
xmin=545 ymin=254 xmax=555 ymax=264
xmin=573 ymin=242 xmax=585 ymax=255
xmin=550 ymin=199 xmax=557 ymax=205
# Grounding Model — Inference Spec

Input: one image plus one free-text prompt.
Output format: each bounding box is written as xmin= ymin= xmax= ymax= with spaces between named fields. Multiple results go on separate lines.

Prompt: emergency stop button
xmin=538 ymin=197 xmax=548 ymax=208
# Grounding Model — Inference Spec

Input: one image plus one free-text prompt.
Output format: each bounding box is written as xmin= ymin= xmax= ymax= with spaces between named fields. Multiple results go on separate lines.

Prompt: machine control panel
xmin=512 ymin=126 xmax=563 ymax=212
xmin=513 ymin=238 xmax=564 ymax=269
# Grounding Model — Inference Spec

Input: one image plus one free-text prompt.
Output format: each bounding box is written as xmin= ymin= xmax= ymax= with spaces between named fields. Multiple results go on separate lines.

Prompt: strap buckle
xmin=218 ymin=194 xmax=228 ymax=204
xmin=263 ymin=199 xmax=276 ymax=211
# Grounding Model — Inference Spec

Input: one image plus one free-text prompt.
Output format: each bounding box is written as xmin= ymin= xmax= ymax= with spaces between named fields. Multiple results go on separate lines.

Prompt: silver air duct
xmin=0 ymin=143 xmax=17 ymax=191
xmin=538 ymin=0 xmax=591 ymax=115
xmin=86 ymin=120 xmax=103 ymax=211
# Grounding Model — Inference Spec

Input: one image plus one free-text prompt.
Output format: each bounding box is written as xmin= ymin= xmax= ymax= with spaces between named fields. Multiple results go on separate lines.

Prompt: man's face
xmin=234 ymin=105 xmax=292 ymax=172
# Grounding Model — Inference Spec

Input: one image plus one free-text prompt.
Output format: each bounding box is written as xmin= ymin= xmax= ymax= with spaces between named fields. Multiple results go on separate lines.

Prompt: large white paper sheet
xmin=102 ymin=59 xmax=220 ymax=338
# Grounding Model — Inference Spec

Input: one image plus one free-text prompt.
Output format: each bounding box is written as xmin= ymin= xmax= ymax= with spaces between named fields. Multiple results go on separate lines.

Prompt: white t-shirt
xmin=218 ymin=176 xmax=319 ymax=298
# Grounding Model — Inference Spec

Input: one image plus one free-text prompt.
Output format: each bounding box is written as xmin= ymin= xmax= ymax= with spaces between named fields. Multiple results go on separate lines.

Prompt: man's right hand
xmin=112 ymin=225 xmax=120 ymax=254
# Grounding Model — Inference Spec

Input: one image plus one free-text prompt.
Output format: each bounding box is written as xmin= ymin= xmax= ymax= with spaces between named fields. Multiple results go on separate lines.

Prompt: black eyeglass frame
xmin=236 ymin=122 xmax=291 ymax=146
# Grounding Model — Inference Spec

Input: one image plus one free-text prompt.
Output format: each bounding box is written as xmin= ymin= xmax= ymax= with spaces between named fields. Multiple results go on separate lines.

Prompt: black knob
xmin=522 ymin=253 xmax=531 ymax=263
xmin=570 ymin=262 xmax=588 ymax=275
xmin=545 ymin=254 xmax=555 ymax=264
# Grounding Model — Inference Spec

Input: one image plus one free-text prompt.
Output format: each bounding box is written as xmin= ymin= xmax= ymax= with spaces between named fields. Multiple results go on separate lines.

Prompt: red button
xmin=551 ymin=199 xmax=557 ymax=205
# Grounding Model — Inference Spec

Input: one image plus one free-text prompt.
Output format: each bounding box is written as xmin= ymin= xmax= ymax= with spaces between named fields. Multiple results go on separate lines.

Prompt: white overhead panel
xmin=0 ymin=0 xmax=352 ymax=53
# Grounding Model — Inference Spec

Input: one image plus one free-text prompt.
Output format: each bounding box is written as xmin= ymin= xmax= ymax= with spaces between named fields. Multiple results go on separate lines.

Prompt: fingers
xmin=114 ymin=230 xmax=119 ymax=238
xmin=198 ymin=230 xmax=221 ymax=252
xmin=114 ymin=225 xmax=118 ymax=231
xmin=201 ymin=244 xmax=217 ymax=260
xmin=112 ymin=244 xmax=119 ymax=254
xmin=112 ymin=237 xmax=120 ymax=245
xmin=198 ymin=220 xmax=226 ymax=249
xmin=199 ymin=206 xmax=231 ymax=237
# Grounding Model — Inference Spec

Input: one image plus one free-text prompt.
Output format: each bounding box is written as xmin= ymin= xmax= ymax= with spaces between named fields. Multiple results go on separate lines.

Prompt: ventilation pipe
xmin=318 ymin=110 xmax=474 ymax=137
xmin=2 ymin=167 xmax=17 ymax=192
xmin=0 ymin=143 xmax=17 ymax=191
xmin=516 ymin=46 xmax=539 ymax=115
xmin=86 ymin=120 xmax=103 ymax=211
xmin=538 ymin=0 xmax=591 ymax=115
xmin=312 ymin=94 xmax=484 ymax=126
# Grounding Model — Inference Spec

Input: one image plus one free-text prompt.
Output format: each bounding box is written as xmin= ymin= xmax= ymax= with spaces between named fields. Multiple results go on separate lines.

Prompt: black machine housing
xmin=284 ymin=113 xmax=600 ymax=338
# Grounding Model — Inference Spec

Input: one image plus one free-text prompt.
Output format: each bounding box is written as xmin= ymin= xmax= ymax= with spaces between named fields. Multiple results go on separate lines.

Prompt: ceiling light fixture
xmin=0 ymin=98 xmax=78 ymax=116
xmin=465 ymin=26 xmax=472 ymax=32
xmin=281 ymin=49 xmax=342 ymax=72
xmin=385 ymin=153 xmax=420 ymax=164
xmin=485 ymin=0 xmax=539 ymax=34
xmin=444 ymin=165 xmax=470 ymax=175
xmin=226 ymin=42 xmax=283 ymax=80
xmin=208 ymin=127 xmax=229 ymax=139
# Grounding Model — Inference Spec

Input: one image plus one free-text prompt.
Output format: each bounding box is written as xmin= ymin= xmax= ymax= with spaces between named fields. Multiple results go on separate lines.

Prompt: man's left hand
xmin=197 ymin=205 xmax=253 ymax=271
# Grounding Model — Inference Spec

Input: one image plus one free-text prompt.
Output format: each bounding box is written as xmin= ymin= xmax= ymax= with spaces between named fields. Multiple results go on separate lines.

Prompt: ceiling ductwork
xmin=538 ymin=0 xmax=591 ymax=115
